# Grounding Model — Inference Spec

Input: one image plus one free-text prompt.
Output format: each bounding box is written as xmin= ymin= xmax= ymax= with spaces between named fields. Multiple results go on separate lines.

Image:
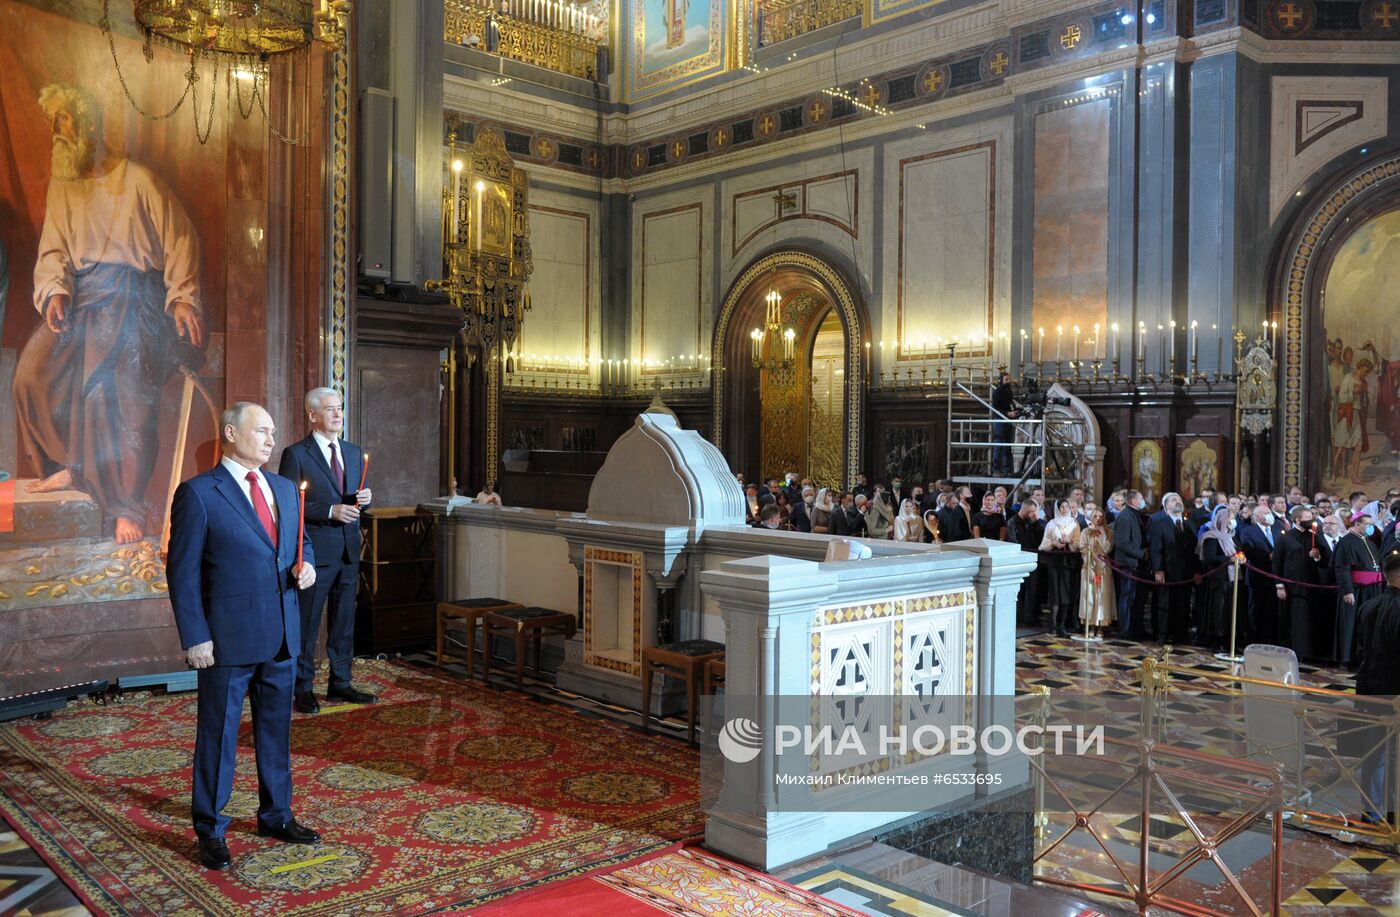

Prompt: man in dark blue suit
xmin=168 ymin=402 xmax=320 ymax=870
xmin=278 ymin=387 xmax=374 ymax=713
xmin=1147 ymin=492 xmax=1195 ymax=644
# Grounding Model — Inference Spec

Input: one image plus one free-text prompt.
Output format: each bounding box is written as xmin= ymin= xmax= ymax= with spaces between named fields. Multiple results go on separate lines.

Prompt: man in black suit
xmin=990 ymin=372 xmax=1015 ymax=475
xmin=831 ymin=492 xmax=867 ymax=537
xmin=277 ymin=387 xmax=375 ymax=714
xmin=1008 ymin=499 xmax=1046 ymax=626
xmin=1148 ymin=493 xmax=1195 ymax=643
xmin=1273 ymin=505 xmax=1329 ymax=658
xmin=1112 ymin=490 xmax=1147 ymax=638
xmin=936 ymin=492 xmax=972 ymax=543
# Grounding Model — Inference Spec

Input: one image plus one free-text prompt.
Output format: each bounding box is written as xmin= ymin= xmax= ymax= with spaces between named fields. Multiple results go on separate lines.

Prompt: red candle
xmin=358 ymin=452 xmax=370 ymax=491
xmin=297 ymin=481 xmax=308 ymax=573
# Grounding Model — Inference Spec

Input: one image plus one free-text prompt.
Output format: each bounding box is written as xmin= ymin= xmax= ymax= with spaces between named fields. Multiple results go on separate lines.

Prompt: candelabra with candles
xmin=751 ymin=289 xmax=797 ymax=381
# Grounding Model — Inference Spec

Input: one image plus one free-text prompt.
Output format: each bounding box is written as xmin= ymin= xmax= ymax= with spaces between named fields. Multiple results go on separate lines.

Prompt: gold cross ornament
xmin=1375 ymin=2 xmax=1398 ymax=27
xmin=1277 ymin=1 xmax=1303 ymax=28
xmin=713 ymin=127 xmax=728 ymax=148
xmin=758 ymin=114 xmax=776 ymax=136
xmin=632 ymin=150 xmax=646 ymax=170
xmin=809 ymin=100 xmax=825 ymax=122
xmin=672 ymin=139 xmax=686 ymax=159
xmin=989 ymin=50 xmax=1009 ymax=76
xmin=536 ymin=138 xmax=553 ymax=158
xmin=922 ymin=69 xmax=943 ymax=94
xmin=862 ymin=84 xmax=881 ymax=108
xmin=1059 ymin=24 xmax=1082 ymax=49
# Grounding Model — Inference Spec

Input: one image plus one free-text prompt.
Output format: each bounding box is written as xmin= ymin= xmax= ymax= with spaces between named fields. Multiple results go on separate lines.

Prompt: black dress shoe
xmin=257 ymin=819 xmax=321 ymax=845
xmin=325 ymin=686 xmax=376 ymax=704
xmin=294 ymin=692 xmax=320 ymax=714
xmin=198 ymin=837 xmax=231 ymax=869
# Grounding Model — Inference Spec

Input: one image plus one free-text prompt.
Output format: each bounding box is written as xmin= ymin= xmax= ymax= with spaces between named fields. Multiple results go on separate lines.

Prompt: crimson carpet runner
xmin=0 ymin=659 xmax=701 ymax=915
xmin=468 ymin=845 xmax=867 ymax=916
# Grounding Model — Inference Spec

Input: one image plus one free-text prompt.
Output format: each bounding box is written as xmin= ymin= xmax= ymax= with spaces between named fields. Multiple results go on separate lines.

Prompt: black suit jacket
xmin=1147 ymin=512 xmax=1195 ymax=580
xmin=277 ymin=435 xmax=364 ymax=566
xmin=1112 ymin=506 xmax=1145 ymax=565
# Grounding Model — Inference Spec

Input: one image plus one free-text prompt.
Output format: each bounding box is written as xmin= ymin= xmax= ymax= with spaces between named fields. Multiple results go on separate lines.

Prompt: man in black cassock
xmin=1353 ymin=552 xmax=1400 ymax=823
xmin=1335 ymin=512 xmax=1386 ymax=668
xmin=1272 ymin=506 xmax=1329 ymax=659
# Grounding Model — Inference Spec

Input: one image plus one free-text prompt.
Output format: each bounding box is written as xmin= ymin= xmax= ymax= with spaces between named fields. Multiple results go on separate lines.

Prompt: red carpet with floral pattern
xmin=0 ymin=659 xmax=701 ymax=915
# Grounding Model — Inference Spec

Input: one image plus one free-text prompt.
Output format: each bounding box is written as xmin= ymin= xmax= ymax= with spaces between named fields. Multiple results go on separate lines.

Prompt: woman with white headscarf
xmin=1198 ymin=504 xmax=1239 ymax=653
xmin=894 ymin=499 xmax=923 ymax=542
xmin=810 ymin=487 xmax=833 ymax=534
xmin=1039 ymin=499 xmax=1082 ymax=636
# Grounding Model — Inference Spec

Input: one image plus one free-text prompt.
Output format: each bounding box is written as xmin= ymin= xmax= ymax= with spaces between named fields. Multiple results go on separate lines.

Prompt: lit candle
xmin=296 ymin=481 xmax=308 ymax=575
xmin=1190 ymin=320 xmax=1198 ymax=365
xmin=1111 ymin=322 xmax=1119 ymax=364
xmin=1055 ymin=325 xmax=1063 ymax=362
xmin=1037 ymin=327 xmax=1045 ymax=363
xmin=358 ymin=452 xmax=371 ymax=491
xmin=1092 ymin=323 xmax=1101 ymax=360
xmin=1158 ymin=324 xmax=1166 ymax=369
xmin=1169 ymin=319 xmax=1177 ymax=368
xmin=1137 ymin=321 xmax=1146 ymax=364
xmin=1271 ymin=320 xmax=1278 ymax=354
xmin=451 ymin=159 xmax=463 ymax=243
xmin=1072 ymin=325 xmax=1080 ymax=364
xmin=1019 ymin=329 xmax=1027 ymax=365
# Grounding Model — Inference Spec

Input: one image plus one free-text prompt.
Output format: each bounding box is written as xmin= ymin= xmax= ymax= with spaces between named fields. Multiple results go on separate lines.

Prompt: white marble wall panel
xmin=453 ymin=525 xmax=578 ymax=612
xmin=721 ymin=148 xmax=874 ymax=289
xmin=633 ymin=194 xmax=709 ymax=371
xmin=1269 ymin=77 xmax=1388 ymax=223
xmin=516 ymin=194 xmax=598 ymax=372
xmin=880 ymin=118 xmax=1013 ymax=373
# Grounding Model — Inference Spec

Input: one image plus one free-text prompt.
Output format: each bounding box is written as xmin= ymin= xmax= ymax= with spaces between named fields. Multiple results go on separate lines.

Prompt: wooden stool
xmin=482 ymin=607 xmax=576 ymax=691
xmin=641 ymin=640 xmax=725 ymax=743
xmin=703 ymin=658 xmax=726 ymax=696
xmin=436 ymin=598 xmax=522 ymax=678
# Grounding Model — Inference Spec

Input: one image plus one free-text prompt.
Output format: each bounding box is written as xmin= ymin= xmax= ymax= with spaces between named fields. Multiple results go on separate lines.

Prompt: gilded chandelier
xmin=102 ymin=0 xmax=350 ymax=144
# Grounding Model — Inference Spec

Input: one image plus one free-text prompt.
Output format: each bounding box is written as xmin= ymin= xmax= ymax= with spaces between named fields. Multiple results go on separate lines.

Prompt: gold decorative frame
xmin=1277 ymin=155 xmax=1400 ymax=484
xmin=713 ymin=250 xmax=865 ymax=487
xmin=329 ymin=36 xmax=352 ymax=399
xmin=583 ymin=546 xmax=645 ymax=676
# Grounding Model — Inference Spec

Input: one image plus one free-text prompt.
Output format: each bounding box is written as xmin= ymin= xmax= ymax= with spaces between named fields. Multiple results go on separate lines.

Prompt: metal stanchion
xmin=1215 ymin=553 xmax=1245 ymax=666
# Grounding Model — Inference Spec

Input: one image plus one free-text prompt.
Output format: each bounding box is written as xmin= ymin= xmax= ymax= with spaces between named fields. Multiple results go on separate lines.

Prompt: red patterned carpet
xmin=0 ymin=659 xmax=701 ymax=915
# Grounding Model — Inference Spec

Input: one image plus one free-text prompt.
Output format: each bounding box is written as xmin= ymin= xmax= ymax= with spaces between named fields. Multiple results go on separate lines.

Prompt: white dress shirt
xmin=221 ymin=456 xmax=278 ymax=523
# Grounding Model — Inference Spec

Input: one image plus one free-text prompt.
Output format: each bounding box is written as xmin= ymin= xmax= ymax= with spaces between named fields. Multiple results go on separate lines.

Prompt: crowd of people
xmin=742 ymin=473 xmax=1400 ymax=666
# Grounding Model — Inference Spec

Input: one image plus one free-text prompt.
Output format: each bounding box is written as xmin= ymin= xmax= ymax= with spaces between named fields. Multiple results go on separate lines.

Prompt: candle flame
xmin=300 ymin=480 xmax=308 ymax=492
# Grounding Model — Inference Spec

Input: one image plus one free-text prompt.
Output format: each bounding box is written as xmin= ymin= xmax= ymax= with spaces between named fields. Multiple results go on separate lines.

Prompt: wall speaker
xmin=358 ymin=87 xmax=394 ymax=280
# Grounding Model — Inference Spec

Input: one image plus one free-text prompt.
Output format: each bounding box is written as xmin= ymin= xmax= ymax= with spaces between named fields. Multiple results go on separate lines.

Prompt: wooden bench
xmin=641 ymin=640 xmax=725 ymax=744
xmin=436 ymin=598 xmax=523 ymax=678
xmin=481 ymin=607 xmax=577 ymax=691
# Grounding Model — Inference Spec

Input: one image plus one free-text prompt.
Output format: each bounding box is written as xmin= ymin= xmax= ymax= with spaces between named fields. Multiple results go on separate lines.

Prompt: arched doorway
xmin=1273 ymin=154 xmax=1400 ymax=492
xmin=712 ymin=250 xmax=866 ymax=486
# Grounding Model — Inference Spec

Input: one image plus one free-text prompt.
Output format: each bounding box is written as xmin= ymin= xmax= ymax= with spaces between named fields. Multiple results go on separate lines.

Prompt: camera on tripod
xmin=1016 ymin=378 xmax=1071 ymax=418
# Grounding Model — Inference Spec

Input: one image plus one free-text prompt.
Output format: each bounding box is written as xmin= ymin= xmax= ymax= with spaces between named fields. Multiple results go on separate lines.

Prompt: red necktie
xmin=246 ymin=471 xmax=278 ymax=547
xmin=329 ymin=441 xmax=345 ymax=491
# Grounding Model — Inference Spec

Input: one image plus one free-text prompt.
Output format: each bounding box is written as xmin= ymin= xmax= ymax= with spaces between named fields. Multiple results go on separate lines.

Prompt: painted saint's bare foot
xmin=114 ymin=517 xmax=145 ymax=544
xmin=26 ymin=469 xmax=74 ymax=493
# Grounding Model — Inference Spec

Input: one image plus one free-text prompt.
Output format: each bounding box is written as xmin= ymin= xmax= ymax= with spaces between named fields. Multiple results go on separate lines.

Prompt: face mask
xmin=1365 ymin=524 xmax=1377 ymax=537
xmin=1228 ymin=519 xmax=1237 ymax=532
xmin=804 ymin=496 xmax=814 ymax=506
xmin=1298 ymin=520 xmax=1314 ymax=532
xmin=1263 ymin=512 xmax=1275 ymax=525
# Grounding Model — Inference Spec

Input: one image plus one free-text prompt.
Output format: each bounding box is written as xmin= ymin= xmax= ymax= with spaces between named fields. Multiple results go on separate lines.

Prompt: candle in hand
xmin=358 ymin=452 xmax=371 ymax=491
xmin=297 ymin=481 xmax=308 ymax=575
